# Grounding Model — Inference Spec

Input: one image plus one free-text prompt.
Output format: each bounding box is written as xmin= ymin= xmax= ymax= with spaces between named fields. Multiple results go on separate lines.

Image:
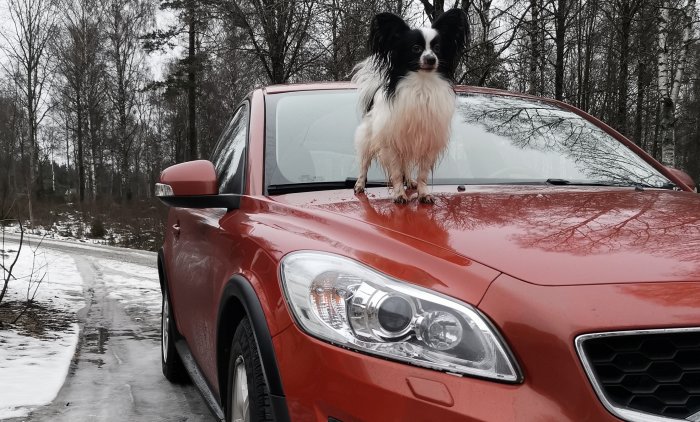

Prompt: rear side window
xmin=211 ymin=103 xmax=249 ymax=194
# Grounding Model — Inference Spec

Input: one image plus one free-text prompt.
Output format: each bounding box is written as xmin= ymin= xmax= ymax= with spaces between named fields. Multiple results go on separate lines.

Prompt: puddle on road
xmin=81 ymin=325 xmax=160 ymax=368
xmin=82 ymin=326 xmax=109 ymax=368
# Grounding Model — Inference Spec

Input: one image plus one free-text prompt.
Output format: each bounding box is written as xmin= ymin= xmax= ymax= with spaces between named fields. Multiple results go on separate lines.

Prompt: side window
xmin=211 ymin=103 xmax=249 ymax=194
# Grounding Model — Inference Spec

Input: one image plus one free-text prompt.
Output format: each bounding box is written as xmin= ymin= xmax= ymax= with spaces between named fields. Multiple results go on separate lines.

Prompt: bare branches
xmin=0 ymin=219 xmax=24 ymax=305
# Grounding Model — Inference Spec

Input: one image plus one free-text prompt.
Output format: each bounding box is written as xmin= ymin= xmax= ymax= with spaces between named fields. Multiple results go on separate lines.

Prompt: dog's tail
xmin=351 ymin=58 xmax=385 ymax=116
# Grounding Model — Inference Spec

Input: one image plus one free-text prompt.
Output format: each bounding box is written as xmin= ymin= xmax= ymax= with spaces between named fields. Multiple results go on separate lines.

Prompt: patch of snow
xmin=98 ymin=259 xmax=158 ymax=279
xmin=99 ymin=260 xmax=161 ymax=315
xmin=0 ymin=242 xmax=84 ymax=419
xmin=0 ymin=325 xmax=79 ymax=419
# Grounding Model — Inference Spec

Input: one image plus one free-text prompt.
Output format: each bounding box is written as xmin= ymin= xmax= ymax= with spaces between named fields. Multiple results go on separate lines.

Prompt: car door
xmin=168 ymin=102 xmax=249 ymax=384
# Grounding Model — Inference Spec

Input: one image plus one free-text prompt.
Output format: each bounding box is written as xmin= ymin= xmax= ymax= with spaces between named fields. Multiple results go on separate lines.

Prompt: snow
xmin=0 ymin=237 xmax=162 ymax=419
xmin=0 ymin=328 xmax=79 ymax=419
xmin=0 ymin=242 xmax=84 ymax=419
xmin=99 ymin=259 xmax=162 ymax=315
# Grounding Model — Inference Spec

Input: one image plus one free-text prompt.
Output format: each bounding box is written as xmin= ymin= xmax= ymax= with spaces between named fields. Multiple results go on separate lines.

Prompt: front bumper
xmin=272 ymin=275 xmax=700 ymax=421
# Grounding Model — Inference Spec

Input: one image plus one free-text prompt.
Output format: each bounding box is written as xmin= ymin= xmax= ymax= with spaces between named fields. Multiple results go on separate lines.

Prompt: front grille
xmin=578 ymin=329 xmax=700 ymax=421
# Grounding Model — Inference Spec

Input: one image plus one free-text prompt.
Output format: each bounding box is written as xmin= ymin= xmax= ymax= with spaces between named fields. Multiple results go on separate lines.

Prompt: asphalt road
xmin=4 ymin=234 xmax=212 ymax=422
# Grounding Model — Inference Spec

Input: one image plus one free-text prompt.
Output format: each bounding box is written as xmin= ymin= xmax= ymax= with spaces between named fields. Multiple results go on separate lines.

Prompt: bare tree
xmin=0 ymin=0 xmax=60 ymax=225
xmin=225 ymin=0 xmax=319 ymax=84
xmin=0 ymin=219 xmax=23 ymax=305
xmin=105 ymin=0 xmax=152 ymax=200
xmin=55 ymin=0 xmax=106 ymax=202
xmin=657 ymin=0 xmax=696 ymax=167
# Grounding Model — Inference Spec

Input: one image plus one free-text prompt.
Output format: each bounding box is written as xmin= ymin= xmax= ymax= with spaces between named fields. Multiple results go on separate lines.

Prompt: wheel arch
xmin=216 ymin=274 xmax=289 ymax=421
xmin=157 ymin=248 xmax=166 ymax=292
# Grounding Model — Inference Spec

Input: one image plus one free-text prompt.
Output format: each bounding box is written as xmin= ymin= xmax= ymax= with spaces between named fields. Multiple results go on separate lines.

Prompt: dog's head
xmin=369 ymin=10 xmax=469 ymax=79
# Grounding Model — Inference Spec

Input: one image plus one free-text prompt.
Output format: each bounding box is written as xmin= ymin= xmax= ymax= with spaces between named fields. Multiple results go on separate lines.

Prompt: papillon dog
xmin=352 ymin=10 xmax=468 ymax=203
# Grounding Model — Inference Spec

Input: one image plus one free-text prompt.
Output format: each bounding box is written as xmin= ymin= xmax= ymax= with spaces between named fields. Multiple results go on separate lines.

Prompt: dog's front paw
xmin=418 ymin=194 xmax=435 ymax=204
xmin=393 ymin=193 xmax=409 ymax=204
xmin=354 ymin=180 xmax=366 ymax=194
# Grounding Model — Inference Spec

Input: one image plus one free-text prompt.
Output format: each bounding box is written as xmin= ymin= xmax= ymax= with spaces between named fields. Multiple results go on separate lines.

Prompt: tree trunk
xmin=660 ymin=97 xmax=675 ymax=166
xmin=633 ymin=61 xmax=646 ymax=145
xmin=657 ymin=0 xmax=695 ymax=167
xmin=528 ymin=0 xmax=540 ymax=95
xmin=616 ymin=0 xmax=635 ymax=136
xmin=77 ymin=91 xmax=85 ymax=203
xmin=187 ymin=1 xmax=197 ymax=161
xmin=554 ymin=0 xmax=566 ymax=101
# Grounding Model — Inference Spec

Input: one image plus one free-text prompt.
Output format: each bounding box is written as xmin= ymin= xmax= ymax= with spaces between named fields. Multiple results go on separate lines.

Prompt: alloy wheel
xmin=231 ymin=356 xmax=249 ymax=422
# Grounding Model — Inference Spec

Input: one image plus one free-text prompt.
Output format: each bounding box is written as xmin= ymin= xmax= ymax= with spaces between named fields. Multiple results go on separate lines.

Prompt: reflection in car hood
xmin=273 ymin=186 xmax=700 ymax=286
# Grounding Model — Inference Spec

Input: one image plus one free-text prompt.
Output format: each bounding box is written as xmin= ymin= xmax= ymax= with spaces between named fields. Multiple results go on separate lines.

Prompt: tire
xmin=161 ymin=289 xmax=189 ymax=383
xmin=226 ymin=317 xmax=273 ymax=422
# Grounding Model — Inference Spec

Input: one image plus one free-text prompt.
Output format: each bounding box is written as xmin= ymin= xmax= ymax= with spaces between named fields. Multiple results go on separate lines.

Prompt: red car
xmin=156 ymin=83 xmax=700 ymax=422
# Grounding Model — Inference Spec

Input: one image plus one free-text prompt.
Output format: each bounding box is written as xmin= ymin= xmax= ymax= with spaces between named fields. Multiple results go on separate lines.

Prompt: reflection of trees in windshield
xmin=456 ymin=95 xmax=669 ymax=187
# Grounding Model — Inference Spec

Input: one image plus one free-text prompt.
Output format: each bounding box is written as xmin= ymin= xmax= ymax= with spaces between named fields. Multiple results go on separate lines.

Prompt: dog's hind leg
xmin=416 ymin=160 xmax=435 ymax=204
xmin=354 ymin=122 xmax=372 ymax=194
xmin=403 ymin=163 xmax=417 ymax=190
xmin=383 ymin=148 xmax=408 ymax=203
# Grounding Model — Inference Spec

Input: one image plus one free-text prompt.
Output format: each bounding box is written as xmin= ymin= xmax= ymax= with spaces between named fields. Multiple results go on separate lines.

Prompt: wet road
xmin=5 ymin=235 xmax=212 ymax=422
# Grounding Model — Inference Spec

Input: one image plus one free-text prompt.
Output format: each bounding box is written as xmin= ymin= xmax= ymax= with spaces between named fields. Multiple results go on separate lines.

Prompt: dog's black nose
xmin=425 ymin=56 xmax=436 ymax=66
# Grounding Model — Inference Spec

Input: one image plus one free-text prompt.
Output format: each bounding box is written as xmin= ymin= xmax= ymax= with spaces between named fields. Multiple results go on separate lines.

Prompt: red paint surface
xmin=159 ymin=160 xmax=217 ymax=195
xmin=160 ymin=85 xmax=700 ymax=420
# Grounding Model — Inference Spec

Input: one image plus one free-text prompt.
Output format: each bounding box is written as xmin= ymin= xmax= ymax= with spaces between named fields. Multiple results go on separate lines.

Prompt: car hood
xmin=271 ymin=186 xmax=700 ymax=286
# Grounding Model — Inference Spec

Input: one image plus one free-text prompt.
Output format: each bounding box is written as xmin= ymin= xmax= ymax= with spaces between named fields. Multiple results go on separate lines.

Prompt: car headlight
xmin=279 ymin=251 xmax=521 ymax=382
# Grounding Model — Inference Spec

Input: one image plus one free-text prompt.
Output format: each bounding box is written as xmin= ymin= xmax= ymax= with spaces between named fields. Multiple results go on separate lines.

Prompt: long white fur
xmin=352 ymin=52 xmax=455 ymax=203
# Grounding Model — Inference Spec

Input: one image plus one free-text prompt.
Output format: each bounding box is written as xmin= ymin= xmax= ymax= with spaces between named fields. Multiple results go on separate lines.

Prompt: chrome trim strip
xmin=155 ymin=183 xmax=174 ymax=197
xmin=576 ymin=328 xmax=700 ymax=422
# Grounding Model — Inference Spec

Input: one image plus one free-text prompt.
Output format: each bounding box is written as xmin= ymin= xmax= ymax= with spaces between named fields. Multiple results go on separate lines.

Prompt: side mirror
xmin=666 ymin=167 xmax=697 ymax=192
xmin=156 ymin=160 xmax=240 ymax=209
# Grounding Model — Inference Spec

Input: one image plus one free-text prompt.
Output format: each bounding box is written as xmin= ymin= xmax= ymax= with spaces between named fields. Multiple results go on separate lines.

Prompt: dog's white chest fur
xmin=370 ymin=72 xmax=455 ymax=164
xmin=383 ymin=73 xmax=454 ymax=157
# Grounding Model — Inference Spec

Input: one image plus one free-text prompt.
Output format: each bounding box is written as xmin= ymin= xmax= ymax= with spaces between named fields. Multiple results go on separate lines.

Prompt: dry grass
xmin=0 ymin=300 xmax=76 ymax=338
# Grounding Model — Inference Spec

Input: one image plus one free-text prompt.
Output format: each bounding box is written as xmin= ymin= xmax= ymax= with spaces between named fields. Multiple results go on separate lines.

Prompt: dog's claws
xmin=394 ymin=194 xmax=409 ymax=204
xmin=354 ymin=182 xmax=366 ymax=194
xmin=418 ymin=194 xmax=434 ymax=204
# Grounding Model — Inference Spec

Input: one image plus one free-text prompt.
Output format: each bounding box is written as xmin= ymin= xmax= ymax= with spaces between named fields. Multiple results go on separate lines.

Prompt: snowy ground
xmin=0 ymin=236 xmax=172 ymax=420
xmin=4 ymin=217 xmax=125 ymax=249
xmin=0 ymin=240 xmax=84 ymax=419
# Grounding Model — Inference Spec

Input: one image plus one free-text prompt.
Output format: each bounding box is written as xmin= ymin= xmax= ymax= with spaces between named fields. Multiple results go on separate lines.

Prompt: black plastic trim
xmin=157 ymin=249 xmax=179 ymax=339
xmin=175 ymin=339 xmax=226 ymax=422
xmin=158 ymin=194 xmax=241 ymax=210
xmin=218 ymin=275 xmax=290 ymax=422
xmin=157 ymin=248 xmax=166 ymax=291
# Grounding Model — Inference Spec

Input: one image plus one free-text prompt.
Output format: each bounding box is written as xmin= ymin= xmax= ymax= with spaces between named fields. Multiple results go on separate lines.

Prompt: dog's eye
xmin=433 ymin=44 xmax=441 ymax=53
xmin=412 ymin=45 xmax=422 ymax=53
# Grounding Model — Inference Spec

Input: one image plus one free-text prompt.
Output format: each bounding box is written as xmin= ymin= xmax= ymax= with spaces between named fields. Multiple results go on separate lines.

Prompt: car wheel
xmin=227 ymin=317 xmax=273 ymax=422
xmin=161 ymin=290 xmax=188 ymax=383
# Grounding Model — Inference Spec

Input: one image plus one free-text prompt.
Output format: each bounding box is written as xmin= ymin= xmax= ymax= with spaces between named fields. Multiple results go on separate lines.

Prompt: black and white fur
xmin=353 ymin=10 xmax=468 ymax=203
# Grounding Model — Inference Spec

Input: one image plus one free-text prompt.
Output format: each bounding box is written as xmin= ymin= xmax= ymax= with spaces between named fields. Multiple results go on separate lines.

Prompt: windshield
xmin=264 ymin=90 xmax=671 ymax=190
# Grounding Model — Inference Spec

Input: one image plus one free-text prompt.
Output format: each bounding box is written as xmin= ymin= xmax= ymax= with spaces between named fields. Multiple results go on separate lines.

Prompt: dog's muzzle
xmin=420 ymin=55 xmax=438 ymax=70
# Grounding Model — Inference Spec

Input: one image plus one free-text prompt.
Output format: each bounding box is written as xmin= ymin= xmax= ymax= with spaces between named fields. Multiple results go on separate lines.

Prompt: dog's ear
xmin=432 ymin=9 xmax=469 ymax=78
xmin=369 ymin=13 xmax=410 ymax=59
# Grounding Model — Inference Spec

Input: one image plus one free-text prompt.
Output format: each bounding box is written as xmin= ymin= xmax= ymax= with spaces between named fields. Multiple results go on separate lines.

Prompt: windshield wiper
xmin=546 ymin=178 xmax=676 ymax=190
xmin=545 ymin=178 xmax=617 ymax=186
xmin=267 ymin=178 xmax=387 ymax=195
